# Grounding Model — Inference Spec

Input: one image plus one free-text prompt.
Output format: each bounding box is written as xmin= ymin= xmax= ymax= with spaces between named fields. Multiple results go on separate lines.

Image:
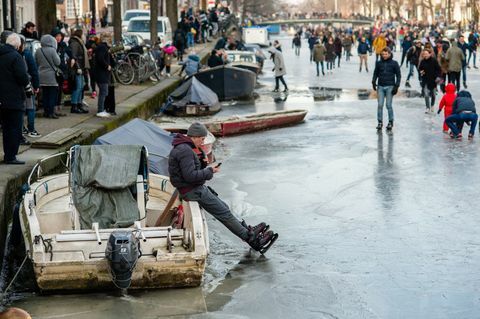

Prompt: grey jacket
xmin=35 ymin=35 xmax=60 ymax=87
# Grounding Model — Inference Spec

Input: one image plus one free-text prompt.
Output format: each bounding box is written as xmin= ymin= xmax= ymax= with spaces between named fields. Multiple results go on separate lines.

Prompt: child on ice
xmin=437 ymin=83 xmax=457 ymax=133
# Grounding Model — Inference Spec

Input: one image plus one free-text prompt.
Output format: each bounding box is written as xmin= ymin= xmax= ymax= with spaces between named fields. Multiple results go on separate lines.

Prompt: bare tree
xmin=422 ymin=0 xmax=435 ymax=22
xmin=166 ymin=0 xmax=178 ymax=33
xmin=151 ymin=0 xmax=158 ymax=44
xmin=35 ymin=0 xmax=56 ymax=36
xmin=113 ymin=0 xmax=121 ymax=44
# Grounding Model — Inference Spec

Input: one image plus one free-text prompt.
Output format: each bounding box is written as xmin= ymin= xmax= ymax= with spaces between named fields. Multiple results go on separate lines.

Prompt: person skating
xmin=372 ymin=47 xmax=401 ymax=131
xmin=373 ymin=32 xmax=387 ymax=61
xmin=325 ymin=37 xmax=336 ymax=74
xmin=418 ymin=48 xmax=441 ymax=113
xmin=437 ymin=83 xmax=457 ymax=133
xmin=446 ymin=40 xmax=465 ymax=92
xmin=313 ymin=40 xmax=326 ymax=76
xmin=268 ymin=47 xmax=288 ymax=92
xmin=357 ymin=36 xmax=371 ymax=72
xmin=168 ymin=122 xmax=278 ymax=253
xmin=457 ymin=35 xmax=469 ymax=89
xmin=292 ymin=33 xmax=301 ymax=56
xmin=445 ymin=90 xmax=477 ymax=139
xmin=405 ymin=40 xmax=422 ymax=88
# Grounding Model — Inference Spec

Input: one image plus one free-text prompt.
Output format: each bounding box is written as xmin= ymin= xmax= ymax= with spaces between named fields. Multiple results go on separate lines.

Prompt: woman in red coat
xmin=438 ymin=83 xmax=457 ymax=133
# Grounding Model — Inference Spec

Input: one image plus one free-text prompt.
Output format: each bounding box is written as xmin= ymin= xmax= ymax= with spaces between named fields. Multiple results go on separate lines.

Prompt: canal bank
xmin=0 ymin=46 xmax=212 ymax=274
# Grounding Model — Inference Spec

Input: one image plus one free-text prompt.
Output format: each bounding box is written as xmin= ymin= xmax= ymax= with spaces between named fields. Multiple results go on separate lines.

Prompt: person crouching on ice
xmin=445 ymin=90 xmax=477 ymax=139
xmin=437 ymin=83 xmax=457 ymax=134
xmin=168 ymin=122 xmax=277 ymax=253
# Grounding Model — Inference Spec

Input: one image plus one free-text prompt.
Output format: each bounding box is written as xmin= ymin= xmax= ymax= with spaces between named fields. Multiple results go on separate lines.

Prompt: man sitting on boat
xmin=168 ymin=122 xmax=277 ymax=253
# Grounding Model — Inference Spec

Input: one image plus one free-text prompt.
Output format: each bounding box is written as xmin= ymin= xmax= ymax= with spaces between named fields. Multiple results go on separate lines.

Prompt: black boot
xmin=71 ymin=104 xmax=81 ymax=113
xmin=386 ymin=121 xmax=393 ymax=131
xmin=241 ymin=220 xmax=268 ymax=234
xmin=247 ymin=230 xmax=275 ymax=252
xmin=376 ymin=121 xmax=383 ymax=130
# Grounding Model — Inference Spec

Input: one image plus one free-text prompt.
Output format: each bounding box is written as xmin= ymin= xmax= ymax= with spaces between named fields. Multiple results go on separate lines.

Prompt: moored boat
xmin=193 ymin=65 xmax=256 ymax=101
xmin=204 ymin=109 xmax=308 ymax=137
xmin=225 ymin=50 xmax=261 ymax=75
xmin=20 ymin=145 xmax=209 ymax=291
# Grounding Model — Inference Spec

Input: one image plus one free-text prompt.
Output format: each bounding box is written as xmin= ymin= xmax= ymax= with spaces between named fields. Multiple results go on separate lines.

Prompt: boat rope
xmin=2 ymin=254 xmax=28 ymax=295
xmin=34 ymin=235 xmax=53 ymax=261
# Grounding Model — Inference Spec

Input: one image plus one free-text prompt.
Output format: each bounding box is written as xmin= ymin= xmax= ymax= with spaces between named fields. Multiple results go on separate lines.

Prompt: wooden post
xmin=151 ymin=0 xmax=158 ymax=44
xmin=113 ymin=0 xmax=121 ymax=44
xmin=166 ymin=0 xmax=178 ymax=33
xmin=35 ymin=0 xmax=56 ymax=37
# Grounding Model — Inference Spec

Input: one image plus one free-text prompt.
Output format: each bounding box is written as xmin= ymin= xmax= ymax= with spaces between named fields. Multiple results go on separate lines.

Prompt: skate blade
xmin=259 ymin=233 xmax=278 ymax=255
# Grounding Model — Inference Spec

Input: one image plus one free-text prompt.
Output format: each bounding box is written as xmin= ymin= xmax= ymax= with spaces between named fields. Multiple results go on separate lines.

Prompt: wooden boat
xmin=193 ymin=65 xmax=256 ymax=101
xmin=20 ymin=145 xmax=209 ymax=291
xmin=225 ymin=50 xmax=261 ymax=75
xmin=204 ymin=109 xmax=308 ymax=137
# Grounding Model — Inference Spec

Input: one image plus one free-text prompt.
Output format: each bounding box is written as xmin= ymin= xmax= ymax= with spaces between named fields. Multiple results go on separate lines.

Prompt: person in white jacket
xmin=268 ymin=47 xmax=288 ymax=92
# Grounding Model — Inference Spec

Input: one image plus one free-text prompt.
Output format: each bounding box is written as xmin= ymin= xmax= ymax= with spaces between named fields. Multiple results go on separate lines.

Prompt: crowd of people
xmin=0 ymin=22 xmax=120 ymax=164
xmin=297 ymin=21 xmax=479 ymax=138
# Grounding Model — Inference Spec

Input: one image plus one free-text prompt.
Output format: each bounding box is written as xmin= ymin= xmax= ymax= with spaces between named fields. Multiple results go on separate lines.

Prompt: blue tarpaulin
xmin=93 ymin=118 xmax=173 ymax=175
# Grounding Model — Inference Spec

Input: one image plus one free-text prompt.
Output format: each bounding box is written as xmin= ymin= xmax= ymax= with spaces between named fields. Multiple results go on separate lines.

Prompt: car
xmin=122 ymin=9 xmax=150 ymax=31
xmin=125 ymin=16 xmax=172 ymax=44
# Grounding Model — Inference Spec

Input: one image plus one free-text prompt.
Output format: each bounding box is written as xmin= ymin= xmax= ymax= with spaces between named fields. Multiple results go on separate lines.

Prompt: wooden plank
xmin=32 ymin=128 xmax=83 ymax=149
xmin=155 ymin=189 xmax=179 ymax=226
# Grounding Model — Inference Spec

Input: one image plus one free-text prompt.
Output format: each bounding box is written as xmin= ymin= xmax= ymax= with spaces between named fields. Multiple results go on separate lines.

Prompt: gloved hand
xmin=372 ymin=82 xmax=377 ymax=91
xmin=392 ymin=86 xmax=399 ymax=95
xmin=437 ymin=109 xmax=442 ymax=114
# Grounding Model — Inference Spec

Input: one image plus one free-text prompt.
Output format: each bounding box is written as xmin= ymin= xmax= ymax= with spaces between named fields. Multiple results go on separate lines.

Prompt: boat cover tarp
xmin=93 ymin=118 xmax=173 ymax=175
xmin=166 ymin=77 xmax=220 ymax=108
xmin=71 ymin=145 xmax=144 ymax=229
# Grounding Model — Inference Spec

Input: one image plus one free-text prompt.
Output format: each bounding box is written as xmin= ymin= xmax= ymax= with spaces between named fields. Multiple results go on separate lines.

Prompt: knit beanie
xmin=187 ymin=122 xmax=208 ymax=137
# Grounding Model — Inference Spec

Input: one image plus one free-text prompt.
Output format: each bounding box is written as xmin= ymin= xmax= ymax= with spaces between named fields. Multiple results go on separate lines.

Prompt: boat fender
xmin=105 ymin=231 xmax=142 ymax=289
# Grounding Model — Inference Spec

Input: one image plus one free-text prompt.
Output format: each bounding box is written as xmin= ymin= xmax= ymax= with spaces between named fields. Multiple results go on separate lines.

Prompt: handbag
xmin=40 ymin=48 xmax=64 ymax=84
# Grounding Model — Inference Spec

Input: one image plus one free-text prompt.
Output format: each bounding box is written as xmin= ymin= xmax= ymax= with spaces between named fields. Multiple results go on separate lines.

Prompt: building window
xmin=66 ymin=0 xmax=82 ymax=19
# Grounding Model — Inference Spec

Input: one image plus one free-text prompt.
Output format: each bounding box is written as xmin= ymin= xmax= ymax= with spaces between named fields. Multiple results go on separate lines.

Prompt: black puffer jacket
xmin=372 ymin=55 xmax=401 ymax=87
xmin=168 ymin=134 xmax=213 ymax=191
xmin=419 ymin=57 xmax=441 ymax=90
xmin=0 ymin=44 xmax=30 ymax=110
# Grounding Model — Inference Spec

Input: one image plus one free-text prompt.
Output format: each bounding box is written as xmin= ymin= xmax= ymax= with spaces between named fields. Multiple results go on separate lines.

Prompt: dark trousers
xmin=315 ymin=61 xmax=325 ymax=76
xmin=275 ymin=76 xmax=288 ymax=90
xmin=448 ymin=71 xmax=461 ymax=91
xmin=42 ymin=86 xmax=59 ymax=116
xmin=105 ymin=85 xmax=116 ymax=113
xmin=182 ymin=185 xmax=248 ymax=240
xmin=1 ymin=109 xmax=24 ymax=162
xmin=446 ymin=112 xmax=478 ymax=136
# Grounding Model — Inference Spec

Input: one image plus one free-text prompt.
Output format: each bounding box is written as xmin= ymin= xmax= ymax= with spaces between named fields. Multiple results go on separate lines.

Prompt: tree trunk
xmin=35 ymin=0 xmax=56 ymax=36
xmin=113 ymin=0 xmax=122 ymax=44
xmin=166 ymin=0 xmax=178 ymax=33
xmin=151 ymin=0 xmax=158 ymax=44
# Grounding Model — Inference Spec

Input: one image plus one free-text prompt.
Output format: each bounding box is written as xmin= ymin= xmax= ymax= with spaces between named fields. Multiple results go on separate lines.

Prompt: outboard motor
xmin=105 ymin=231 xmax=141 ymax=289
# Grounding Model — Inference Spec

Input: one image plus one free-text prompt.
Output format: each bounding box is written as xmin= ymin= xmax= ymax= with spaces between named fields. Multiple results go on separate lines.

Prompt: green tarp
xmin=71 ymin=145 xmax=144 ymax=229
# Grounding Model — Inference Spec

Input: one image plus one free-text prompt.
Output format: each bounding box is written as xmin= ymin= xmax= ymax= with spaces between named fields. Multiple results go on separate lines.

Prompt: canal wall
xmin=0 ymin=51 xmax=211 ymax=278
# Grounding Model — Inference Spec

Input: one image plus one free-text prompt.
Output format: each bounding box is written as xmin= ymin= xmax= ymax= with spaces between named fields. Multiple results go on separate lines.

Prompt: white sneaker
xmin=96 ymin=111 xmax=111 ymax=118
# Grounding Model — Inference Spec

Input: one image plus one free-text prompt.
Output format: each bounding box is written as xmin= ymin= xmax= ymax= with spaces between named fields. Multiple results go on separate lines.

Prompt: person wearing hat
xmin=168 ymin=122 xmax=276 ymax=252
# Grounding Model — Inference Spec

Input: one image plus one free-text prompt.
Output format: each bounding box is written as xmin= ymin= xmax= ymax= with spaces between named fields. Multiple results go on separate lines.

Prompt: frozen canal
xmin=9 ymin=37 xmax=480 ymax=318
